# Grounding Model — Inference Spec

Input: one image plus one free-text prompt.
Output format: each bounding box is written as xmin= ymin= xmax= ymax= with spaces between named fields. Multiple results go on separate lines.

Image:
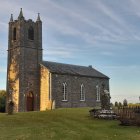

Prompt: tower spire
xmin=36 ymin=13 xmax=41 ymax=21
xmin=18 ymin=8 xmax=24 ymax=20
xmin=10 ymin=14 xmax=13 ymax=22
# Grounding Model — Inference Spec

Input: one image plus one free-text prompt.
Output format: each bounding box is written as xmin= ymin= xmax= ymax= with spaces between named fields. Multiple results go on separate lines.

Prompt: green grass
xmin=0 ymin=108 xmax=140 ymax=140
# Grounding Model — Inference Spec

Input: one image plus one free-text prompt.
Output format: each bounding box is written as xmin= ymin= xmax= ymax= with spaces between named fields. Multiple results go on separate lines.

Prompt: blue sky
xmin=0 ymin=0 xmax=140 ymax=103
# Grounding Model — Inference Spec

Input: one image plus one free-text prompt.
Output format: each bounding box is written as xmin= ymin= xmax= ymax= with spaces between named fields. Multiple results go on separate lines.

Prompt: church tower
xmin=6 ymin=9 xmax=42 ymax=112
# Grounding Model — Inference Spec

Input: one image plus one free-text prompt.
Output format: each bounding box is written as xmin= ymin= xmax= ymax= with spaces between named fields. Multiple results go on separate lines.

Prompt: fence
xmin=114 ymin=106 xmax=140 ymax=126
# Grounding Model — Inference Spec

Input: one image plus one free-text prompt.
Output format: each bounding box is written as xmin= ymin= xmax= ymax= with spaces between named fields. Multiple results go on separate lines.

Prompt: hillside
xmin=0 ymin=108 xmax=140 ymax=140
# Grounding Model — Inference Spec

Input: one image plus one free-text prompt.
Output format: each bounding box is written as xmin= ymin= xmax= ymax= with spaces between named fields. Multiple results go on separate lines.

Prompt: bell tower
xmin=6 ymin=9 xmax=42 ymax=112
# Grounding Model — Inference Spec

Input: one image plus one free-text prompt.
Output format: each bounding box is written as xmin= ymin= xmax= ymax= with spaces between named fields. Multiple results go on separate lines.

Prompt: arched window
xmin=28 ymin=26 xmax=34 ymax=40
xmin=96 ymin=85 xmax=100 ymax=101
xmin=27 ymin=91 xmax=33 ymax=97
xmin=62 ymin=82 xmax=68 ymax=101
xmin=80 ymin=84 xmax=85 ymax=101
xmin=13 ymin=27 xmax=16 ymax=40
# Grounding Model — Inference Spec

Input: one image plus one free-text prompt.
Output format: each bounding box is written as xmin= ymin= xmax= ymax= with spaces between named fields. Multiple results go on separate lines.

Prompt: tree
xmin=115 ymin=101 xmax=118 ymax=107
xmin=123 ymin=99 xmax=128 ymax=107
xmin=118 ymin=102 xmax=122 ymax=108
xmin=110 ymin=102 xmax=113 ymax=108
xmin=0 ymin=90 xmax=6 ymax=112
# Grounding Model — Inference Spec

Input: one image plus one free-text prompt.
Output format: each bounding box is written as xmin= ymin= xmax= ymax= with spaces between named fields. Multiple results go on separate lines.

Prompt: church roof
xmin=41 ymin=61 xmax=109 ymax=79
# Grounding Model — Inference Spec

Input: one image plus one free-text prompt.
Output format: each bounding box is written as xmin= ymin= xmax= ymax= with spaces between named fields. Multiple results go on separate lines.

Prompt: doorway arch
xmin=26 ymin=91 xmax=34 ymax=111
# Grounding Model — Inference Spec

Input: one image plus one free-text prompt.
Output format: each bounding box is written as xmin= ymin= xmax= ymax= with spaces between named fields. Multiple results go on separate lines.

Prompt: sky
xmin=0 ymin=0 xmax=140 ymax=103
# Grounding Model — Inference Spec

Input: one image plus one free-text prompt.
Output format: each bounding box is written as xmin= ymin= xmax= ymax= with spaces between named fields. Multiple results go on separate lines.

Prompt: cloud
xmin=0 ymin=0 xmax=140 ymax=102
xmin=0 ymin=0 xmax=139 ymax=45
xmin=111 ymin=94 xmax=140 ymax=103
xmin=44 ymin=49 xmax=73 ymax=59
xmin=43 ymin=41 xmax=86 ymax=59
xmin=43 ymin=0 xmax=140 ymax=47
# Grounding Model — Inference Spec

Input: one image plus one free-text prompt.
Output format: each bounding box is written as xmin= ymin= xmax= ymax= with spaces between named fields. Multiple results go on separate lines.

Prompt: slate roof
xmin=41 ymin=61 xmax=109 ymax=79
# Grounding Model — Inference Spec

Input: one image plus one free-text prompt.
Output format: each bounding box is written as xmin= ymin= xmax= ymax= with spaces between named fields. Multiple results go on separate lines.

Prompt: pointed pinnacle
xmin=37 ymin=13 xmax=41 ymax=21
xmin=10 ymin=14 xmax=13 ymax=22
xmin=18 ymin=8 xmax=24 ymax=20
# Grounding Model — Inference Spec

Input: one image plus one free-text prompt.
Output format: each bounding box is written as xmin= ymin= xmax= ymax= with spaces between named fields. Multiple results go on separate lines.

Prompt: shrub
xmin=7 ymin=101 xmax=14 ymax=115
xmin=0 ymin=90 xmax=6 ymax=112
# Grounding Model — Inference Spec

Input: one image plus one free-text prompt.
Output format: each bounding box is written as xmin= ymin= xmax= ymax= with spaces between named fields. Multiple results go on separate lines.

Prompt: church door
xmin=27 ymin=91 xmax=34 ymax=111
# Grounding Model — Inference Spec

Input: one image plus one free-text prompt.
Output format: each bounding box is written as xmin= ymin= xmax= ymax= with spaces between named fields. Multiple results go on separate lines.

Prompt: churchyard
xmin=0 ymin=108 xmax=140 ymax=140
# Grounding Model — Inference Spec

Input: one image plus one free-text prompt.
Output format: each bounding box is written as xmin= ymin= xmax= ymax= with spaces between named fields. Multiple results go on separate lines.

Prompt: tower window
xmin=13 ymin=27 xmax=16 ymax=40
xmin=80 ymin=84 xmax=85 ymax=101
xmin=28 ymin=26 xmax=34 ymax=40
xmin=62 ymin=82 xmax=68 ymax=101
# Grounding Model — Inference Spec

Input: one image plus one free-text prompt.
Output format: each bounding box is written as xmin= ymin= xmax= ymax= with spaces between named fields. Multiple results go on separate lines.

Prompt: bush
xmin=123 ymin=99 xmax=128 ymax=107
xmin=7 ymin=101 xmax=14 ymax=115
xmin=0 ymin=90 xmax=6 ymax=112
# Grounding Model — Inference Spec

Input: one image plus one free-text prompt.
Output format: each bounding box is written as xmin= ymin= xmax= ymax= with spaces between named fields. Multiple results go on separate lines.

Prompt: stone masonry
xmin=6 ymin=9 xmax=42 ymax=112
xmin=6 ymin=9 xmax=110 ymax=112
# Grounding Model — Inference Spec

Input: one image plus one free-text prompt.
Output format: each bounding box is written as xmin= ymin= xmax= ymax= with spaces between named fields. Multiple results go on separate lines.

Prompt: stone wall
xmin=7 ymin=16 xmax=42 ymax=112
xmin=6 ymin=11 xmax=110 ymax=112
xmin=40 ymin=65 xmax=52 ymax=110
xmin=6 ymin=47 xmax=20 ymax=112
xmin=51 ymin=73 xmax=109 ymax=109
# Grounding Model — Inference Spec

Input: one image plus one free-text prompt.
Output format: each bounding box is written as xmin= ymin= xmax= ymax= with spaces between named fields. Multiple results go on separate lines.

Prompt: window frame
xmin=96 ymin=85 xmax=101 ymax=102
xmin=62 ymin=82 xmax=68 ymax=101
xmin=80 ymin=84 xmax=85 ymax=101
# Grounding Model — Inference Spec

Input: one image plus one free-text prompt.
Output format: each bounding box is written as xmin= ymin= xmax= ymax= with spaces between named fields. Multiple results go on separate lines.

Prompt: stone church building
xmin=6 ymin=9 xmax=110 ymax=112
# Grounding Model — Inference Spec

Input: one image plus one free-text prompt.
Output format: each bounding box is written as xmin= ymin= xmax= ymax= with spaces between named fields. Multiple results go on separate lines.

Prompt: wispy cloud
xmin=0 ymin=0 xmax=140 ymax=103
xmin=42 ymin=0 xmax=140 ymax=47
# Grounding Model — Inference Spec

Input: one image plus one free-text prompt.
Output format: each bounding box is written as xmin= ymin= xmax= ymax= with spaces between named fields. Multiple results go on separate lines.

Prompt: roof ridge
xmin=42 ymin=60 xmax=92 ymax=69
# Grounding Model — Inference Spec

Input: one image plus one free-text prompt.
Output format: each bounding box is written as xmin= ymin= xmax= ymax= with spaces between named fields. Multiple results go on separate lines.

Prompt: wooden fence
xmin=114 ymin=106 xmax=140 ymax=126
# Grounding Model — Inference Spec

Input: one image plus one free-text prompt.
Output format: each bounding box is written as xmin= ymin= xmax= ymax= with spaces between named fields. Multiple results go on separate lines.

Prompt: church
xmin=6 ymin=9 xmax=110 ymax=112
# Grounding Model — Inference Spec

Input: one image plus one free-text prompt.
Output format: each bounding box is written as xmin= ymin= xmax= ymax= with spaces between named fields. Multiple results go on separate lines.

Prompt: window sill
xmin=80 ymin=100 xmax=85 ymax=102
xmin=96 ymin=100 xmax=100 ymax=102
xmin=62 ymin=100 xmax=68 ymax=102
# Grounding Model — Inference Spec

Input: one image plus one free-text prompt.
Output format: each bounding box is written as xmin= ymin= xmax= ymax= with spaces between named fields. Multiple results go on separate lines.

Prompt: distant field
xmin=0 ymin=108 xmax=140 ymax=140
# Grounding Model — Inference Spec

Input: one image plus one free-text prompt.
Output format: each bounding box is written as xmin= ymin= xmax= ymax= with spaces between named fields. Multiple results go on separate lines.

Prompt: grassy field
xmin=0 ymin=108 xmax=140 ymax=140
